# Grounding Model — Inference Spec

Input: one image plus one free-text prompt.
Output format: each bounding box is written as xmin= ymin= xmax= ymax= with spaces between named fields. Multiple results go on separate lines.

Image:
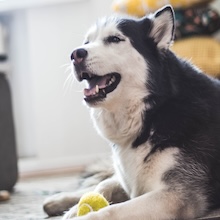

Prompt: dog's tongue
xmin=84 ymin=75 xmax=111 ymax=96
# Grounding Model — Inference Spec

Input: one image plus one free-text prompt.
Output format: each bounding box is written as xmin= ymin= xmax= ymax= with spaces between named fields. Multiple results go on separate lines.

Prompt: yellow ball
xmin=77 ymin=192 xmax=109 ymax=216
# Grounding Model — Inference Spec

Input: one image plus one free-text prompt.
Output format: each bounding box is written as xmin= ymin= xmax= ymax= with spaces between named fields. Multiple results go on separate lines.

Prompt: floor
xmin=0 ymin=172 xmax=81 ymax=220
xmin=1 ymin=171 xmax=220 ymax=220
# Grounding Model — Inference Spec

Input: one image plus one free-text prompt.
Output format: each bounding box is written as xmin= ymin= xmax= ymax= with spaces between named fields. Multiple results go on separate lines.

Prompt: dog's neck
xmin=90 ymin=98 xmax=147 ymax=148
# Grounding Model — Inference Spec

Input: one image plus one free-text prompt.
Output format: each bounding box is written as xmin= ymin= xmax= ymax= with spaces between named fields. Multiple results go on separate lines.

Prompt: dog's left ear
xmin=149 ymin=5 xmax=175 ymax=49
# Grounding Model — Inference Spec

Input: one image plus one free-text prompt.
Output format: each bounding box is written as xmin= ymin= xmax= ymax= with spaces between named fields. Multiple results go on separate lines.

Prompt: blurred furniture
xmin=0 ymin=21 xmax=17 ymax=191
xmin=0 ymin=72 xmax=18 ymax=191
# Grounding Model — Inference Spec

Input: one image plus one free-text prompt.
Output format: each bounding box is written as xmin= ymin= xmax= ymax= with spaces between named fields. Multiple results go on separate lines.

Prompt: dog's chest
xmin=112 ymin=144 xmax=179 ymax=198
xmin=91 ymin=103 xmax=145 ymax=147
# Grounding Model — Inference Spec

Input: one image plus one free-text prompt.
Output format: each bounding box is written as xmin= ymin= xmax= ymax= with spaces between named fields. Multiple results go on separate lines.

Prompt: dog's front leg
xmin=43 ymin=186 xmax=96 ymax=216
xmin=93 ymin=175 xmax=129 ymax=203
xmin=62 ymin=176 xmax=128 ymax=219
xmin=67 ymin=189 xmax=204 ymax=220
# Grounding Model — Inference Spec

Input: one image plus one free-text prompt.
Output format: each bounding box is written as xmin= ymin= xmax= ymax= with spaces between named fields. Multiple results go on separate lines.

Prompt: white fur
xmin=112 ymin=144 xmax=179 ymax=198
xmin=79 ymin=16 xmax=150 ymax=146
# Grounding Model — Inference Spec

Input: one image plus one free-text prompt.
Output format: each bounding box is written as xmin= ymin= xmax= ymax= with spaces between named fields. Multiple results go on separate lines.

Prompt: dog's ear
xmin=149 ymin=5 xmax=175 ymax=49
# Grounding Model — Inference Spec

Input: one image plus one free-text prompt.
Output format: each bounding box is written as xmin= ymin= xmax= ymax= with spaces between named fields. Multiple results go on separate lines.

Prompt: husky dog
xmin=44 ymin=5 xmax=220 ymax=220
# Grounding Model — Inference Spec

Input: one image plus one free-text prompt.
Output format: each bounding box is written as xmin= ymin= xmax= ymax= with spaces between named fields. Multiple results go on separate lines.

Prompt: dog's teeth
xmin=108 ymin=79 xmax=113 ymax=85
xmin=96 ymin=85 xmax=99 ymax=93
xmin=109 ymin=77 xmax=116 ymax=85
xmin=106 ymin=76 xmax=116 ymax=86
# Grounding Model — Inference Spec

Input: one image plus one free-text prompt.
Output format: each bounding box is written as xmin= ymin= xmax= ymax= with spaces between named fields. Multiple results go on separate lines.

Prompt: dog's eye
xmin=84 ymin=41 xmax=89 ymax=45
xmin=106 ymin=36 xmax=123 ymax=43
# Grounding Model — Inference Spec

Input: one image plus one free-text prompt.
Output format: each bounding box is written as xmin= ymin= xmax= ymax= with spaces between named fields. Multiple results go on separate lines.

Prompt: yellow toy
xmin=77 ymin=192 xmax=109 ymax=216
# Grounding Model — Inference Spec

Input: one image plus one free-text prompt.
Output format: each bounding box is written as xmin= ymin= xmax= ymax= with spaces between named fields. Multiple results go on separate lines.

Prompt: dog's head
xmin=71 ymin=6 xmax=175 ymax=108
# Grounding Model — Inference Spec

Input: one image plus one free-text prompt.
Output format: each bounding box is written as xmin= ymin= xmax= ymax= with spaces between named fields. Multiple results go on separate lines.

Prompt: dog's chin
xmin=81 ymin=72 xmax=121 ymax=106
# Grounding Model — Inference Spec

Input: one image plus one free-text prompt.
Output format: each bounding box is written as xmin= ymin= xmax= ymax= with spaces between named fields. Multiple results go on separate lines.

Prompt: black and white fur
xmin=44 ymin=5 xmax=220 ymax=219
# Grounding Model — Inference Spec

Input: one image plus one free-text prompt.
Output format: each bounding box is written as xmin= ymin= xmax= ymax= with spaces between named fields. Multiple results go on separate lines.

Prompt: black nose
xmin=70 ymin=48 xmax=88 ymax=64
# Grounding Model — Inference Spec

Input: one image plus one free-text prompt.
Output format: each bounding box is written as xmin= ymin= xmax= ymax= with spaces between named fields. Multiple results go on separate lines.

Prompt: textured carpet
xmin=0 ymin=172 xmax=80 ymax=220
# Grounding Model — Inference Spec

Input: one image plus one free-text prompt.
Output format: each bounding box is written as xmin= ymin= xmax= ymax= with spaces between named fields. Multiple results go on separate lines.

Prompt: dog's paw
xmin=43 ymin=192 xmax=80 ymax=216
xmin=62 ymin=205 xmax=78 ymax=219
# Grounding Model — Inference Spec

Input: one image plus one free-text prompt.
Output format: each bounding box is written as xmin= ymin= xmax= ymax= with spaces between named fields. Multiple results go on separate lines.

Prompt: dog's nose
xmin=70 ymin=48 xmax=88 ymax=64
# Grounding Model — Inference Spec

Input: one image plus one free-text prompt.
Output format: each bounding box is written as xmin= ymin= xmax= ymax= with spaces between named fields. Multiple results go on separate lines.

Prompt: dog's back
xmin=145 ymin=49 xmax=220 ymax=210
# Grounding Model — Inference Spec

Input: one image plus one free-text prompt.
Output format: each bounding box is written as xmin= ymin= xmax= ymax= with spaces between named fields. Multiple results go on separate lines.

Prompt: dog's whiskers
xmin=63 ymin=64 xmax=75 ymax=95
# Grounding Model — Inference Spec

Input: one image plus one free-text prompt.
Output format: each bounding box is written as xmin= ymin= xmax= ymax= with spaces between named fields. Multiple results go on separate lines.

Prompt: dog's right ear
xmin=148 ymin=5 xmax=175 ymax=49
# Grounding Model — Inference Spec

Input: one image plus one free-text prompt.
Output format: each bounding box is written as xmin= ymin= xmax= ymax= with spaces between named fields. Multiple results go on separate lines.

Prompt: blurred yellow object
xmin=112 ymin=0 xmax=211 ymax=17
xmin=172 ymin=37 xmax=220 ymax=77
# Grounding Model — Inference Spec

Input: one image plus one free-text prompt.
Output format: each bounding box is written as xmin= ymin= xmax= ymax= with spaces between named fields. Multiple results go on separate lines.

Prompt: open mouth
xmin=79 ymin=72 xmax=121 ymax=103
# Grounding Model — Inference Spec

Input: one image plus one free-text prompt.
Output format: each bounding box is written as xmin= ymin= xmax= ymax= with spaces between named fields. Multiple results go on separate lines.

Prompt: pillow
xmin=171 ymin=37 xmax=220 ymax=77
xmin=175 ymin=7 xmax=220 ymax=39
xmin=112 ymin=0 xmax=212 ymax=17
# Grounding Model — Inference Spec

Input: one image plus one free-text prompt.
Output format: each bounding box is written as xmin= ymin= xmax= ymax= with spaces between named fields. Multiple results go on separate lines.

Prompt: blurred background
xmin=0 ymin=0 xmax=219 ymax=180
xmin=0 ymin=0 xmax=113 ymax=179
